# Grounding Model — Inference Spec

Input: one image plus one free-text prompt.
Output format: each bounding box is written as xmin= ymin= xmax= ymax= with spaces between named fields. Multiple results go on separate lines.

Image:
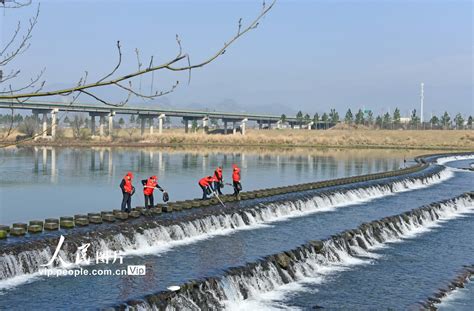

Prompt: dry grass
xmin=3 ymin=127 xmax=474 ymax=150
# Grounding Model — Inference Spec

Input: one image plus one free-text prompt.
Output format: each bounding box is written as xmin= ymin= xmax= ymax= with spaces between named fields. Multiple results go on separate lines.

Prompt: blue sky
xmin=1 ymin=0 xmax=472 ymax=118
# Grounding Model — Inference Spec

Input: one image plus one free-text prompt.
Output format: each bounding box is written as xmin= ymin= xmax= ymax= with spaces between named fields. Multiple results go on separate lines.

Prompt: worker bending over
xmin=120 ymin=172 xmax=135 ymax=213
xmin=213 ymin=166 xmax=224 ymax=195
xmin=199 ymin=176 xmax=216 ymax=200
xmin=141 ymin=175 xmax=164 ymax=209
xmin=232 ymin=164 xmax=242 ymax=196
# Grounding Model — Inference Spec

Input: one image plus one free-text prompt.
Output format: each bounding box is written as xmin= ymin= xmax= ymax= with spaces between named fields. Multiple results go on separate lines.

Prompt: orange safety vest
xmin=199 ymin=176 xmax=214 ymax=187
xmin=214 ymin=168 xmax=223 ymax=181
xmin=232 ymin=167 xmax=240 ymax=182
xmin=123 ymin=175 xmax=133 ymax=193
xmin=144 ymin=178 xmax=157 ymax=196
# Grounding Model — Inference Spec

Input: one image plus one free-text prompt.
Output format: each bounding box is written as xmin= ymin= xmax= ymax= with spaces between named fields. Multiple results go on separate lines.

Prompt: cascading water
xmin=0 ymin=168 xmax=454 ymax=285
xmin=128 ymin=193 xmax=473 ymax=311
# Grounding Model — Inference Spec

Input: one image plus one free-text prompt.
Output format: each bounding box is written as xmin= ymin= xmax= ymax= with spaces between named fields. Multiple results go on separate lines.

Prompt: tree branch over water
xmin=0 ymin=0 xmax=276 ymax=105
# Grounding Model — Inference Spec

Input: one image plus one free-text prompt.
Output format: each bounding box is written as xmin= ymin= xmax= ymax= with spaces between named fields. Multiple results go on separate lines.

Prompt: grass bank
xmin=5 ymin=128 xmax=474 ymax=150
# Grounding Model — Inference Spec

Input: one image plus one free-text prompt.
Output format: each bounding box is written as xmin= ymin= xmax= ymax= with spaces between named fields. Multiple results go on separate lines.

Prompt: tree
xmin=304 ymin=113 xmax=311 ymax=124
xmin=0 ymin=1 xmax=276 ymax=146
xmin=467 ymin=116 xmax=473 ymax=129
xmin=329 ymin=109 xmax=339 ymax=123
xmin=375 ymin=115 xmax=383 ymax=128
xmin=191 ymin=120 xmax=198 ymax=132
xmin=280 ymin=114 xmax=287 ymax=124
xmin=355 ymin=109 xmax=364 ymax=125
xmin=409 ymin=109 xmax=420 ymax=129
xmin=18 ymin=116 xmax=36 ymax=137
xmin=383 ymin=113 xmax=391 ymax=129
xmin=129 ymin=115 xmax=136 ymax=124
xmin=393 ymin=108 xmax=401 ymax=128
xmin=321 ymin=113 xmax=329 ymax=129
xmin=71 ymin=115 xmax=85 ymax=138
xmin=296 ymin=111 xmax=303 ymax=126
xmin=454 ymin=113 xmax=464 ymax=129
xmin=366 ymin=111 xmax=374 ymax=126
xmin=344 ymin=109 xmax=353 ymax=124
xmin=430 ymin=115 xmax=439 ymax=128
xmin=440 ymin=111 xmax=451 ymax=129
xmin=313 ymin=113 xmax=319 ymax=124
xmin=118 ymin=117 xmax=125 ymax=128
xmin=63 ymin=116 xmax=70 ymax=125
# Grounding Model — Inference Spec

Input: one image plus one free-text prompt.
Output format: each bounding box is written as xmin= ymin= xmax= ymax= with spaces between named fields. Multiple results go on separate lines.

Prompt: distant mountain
xmin=31 ymin=83 xmax=298 ymax=117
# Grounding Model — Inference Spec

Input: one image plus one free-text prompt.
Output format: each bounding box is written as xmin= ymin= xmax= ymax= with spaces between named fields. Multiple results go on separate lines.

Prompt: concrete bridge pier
xmin=140 ymin=116 xmax=146 ymax=135
xmin=42 ymin=112 xmax=48 ymax=138
xmin=307 ymin=121 xmax=314 ymax=130
xmin=51 ymin=109 xmax=58 ymax=138
xmin=90 ymin=114 xmax=96 ymax=136
xmin=223 ymin=120 xmax=228 ymax=134
xmin=149 ymin=117 xmax=154 ymax=135
xmin=183 ymin=118 xmax=190 ymax=133
xmin=99 ymin=115 xmax=105 ymax=137
xmin=158 ymin=114 xmax=165 ymax=134
xmin=32 ymin=111 xmax=39 ymax=139
xmin=202 ymin=117 xmax=209 ymax=133
xmin=240 ymin=118 xmax=248 ymax=135
xmin=108 ymin=112 xmax=115 ymax=136
xmin=89 ymin=112 xmax=109 ymax=137
xmin=232 ymin=121 xmax=237 ymax=135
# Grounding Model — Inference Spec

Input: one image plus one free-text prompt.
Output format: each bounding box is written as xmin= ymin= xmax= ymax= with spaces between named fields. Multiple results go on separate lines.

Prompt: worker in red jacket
xmin=213 ymin=166 xmax=224 ymax=195
xmin=199 ymin=176 xmax=216 ymax=200
xmin=141 ymin=175 xmax=164 ymax=209
xmin=232 ymin=164 xmax=242 ymax=196
xmin=120 ymin=172 xmax=135 ymax=212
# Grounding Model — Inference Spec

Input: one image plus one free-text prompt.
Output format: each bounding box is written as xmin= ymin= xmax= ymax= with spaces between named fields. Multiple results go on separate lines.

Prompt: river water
xmin=0 ymin=150 xmax=472 ymax=310
xmin=0 ymin=147 xmax=415 ymax=224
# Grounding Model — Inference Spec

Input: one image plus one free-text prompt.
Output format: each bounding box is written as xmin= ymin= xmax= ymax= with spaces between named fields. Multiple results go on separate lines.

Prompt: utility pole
xmin=420 ymin=82 xmax=424 ymax=125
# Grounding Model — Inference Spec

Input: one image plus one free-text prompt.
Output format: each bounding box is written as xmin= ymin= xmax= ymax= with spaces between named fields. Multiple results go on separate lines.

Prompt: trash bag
xmin=236 ymin=183 xmax=242 ymax=191
xmin=163 ymin=191 xmax=169 ymax=202
xmin=131 ymin=186 xmax=136 ymax=196
xmin=206 ymin=187 xmax=212 ymax=195
xmin=219 ymin=181 xmax=224 ymax=189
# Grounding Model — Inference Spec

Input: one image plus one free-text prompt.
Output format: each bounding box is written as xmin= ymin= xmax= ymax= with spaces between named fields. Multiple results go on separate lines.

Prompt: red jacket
xmin=199 ymin=176 xmax=215 ymax=187
xmin=143 ymin=176 xmax=157 ymax=196
xmin=123 ymin=172 xmax=133 ymax=193
xmin=214 ymin=168 xmax=223 ymax=181
xmin=232 ymin=165 xmax=240 ymax=182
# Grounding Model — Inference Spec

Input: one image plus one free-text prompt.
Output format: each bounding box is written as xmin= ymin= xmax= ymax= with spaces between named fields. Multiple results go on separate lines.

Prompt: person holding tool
xmin=213 ymin=166 xmax=224 ymax=195
xmin=120 ymin=172 xmax=135 ymax=213
xmin=141 ymin=175 xmax=168 ymax=209
xmin=232 ymin=164 xmax=242 ymax=196
xmin=198 ymin=175 xmax=216 ymax=200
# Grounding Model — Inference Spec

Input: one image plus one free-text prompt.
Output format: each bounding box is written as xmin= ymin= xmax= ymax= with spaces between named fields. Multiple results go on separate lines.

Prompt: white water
xmin=0 ymin=168 xmax=454 ymax=291
xmin=132 ymin=196 xmax=473 ymax=310
xmin=217 ymin=198 xmax=474 ymax=311
xmin=435 ymin=154 xmax=474 ymax=165
xmin=95 ymin=168 xmax=453 ymax=258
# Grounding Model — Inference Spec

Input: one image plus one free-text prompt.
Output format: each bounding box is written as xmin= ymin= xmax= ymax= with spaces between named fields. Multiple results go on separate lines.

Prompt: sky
xmin=0 ymin=0 xmax=472 ymax=118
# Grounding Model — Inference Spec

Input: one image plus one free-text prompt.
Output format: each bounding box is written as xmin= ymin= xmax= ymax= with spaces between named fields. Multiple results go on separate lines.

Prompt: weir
xmin=115 ymin=192 xmax=474 ymax=310
xmin=0 ymin=155 xmax=431 ymax=239
xmin=0 ymin=165 xmax=452 ymax=282
xmin=420 ymin=264 xmax=474 ymax=310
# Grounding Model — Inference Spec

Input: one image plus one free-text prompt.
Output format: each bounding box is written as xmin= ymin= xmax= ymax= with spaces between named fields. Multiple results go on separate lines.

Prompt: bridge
xmin=0 ymin=100 xmax=333 ymax=138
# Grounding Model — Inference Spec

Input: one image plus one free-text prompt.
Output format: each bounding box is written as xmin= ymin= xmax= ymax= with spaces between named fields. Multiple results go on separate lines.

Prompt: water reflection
xmin=0 ymin=146 xmax=430 ymax=224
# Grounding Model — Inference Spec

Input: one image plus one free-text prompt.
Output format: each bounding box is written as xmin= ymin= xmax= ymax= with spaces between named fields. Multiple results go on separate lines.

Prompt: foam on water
xmin=436 ymin=154 xmax=474 ymax=165
xmin=145 ymin=196 xmax=474 ymax=310
xmin=0 ymin=168 xmax=454 ymax=290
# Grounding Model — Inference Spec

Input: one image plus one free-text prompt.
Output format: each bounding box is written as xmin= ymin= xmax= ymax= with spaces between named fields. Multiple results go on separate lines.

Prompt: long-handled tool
xmin=212 ymin=190 xmax=226 ymax=208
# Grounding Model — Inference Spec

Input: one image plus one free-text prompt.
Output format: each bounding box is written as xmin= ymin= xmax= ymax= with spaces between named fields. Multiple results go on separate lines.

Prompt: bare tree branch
xmin=0 ymin=0 xmax=276 ymax=102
